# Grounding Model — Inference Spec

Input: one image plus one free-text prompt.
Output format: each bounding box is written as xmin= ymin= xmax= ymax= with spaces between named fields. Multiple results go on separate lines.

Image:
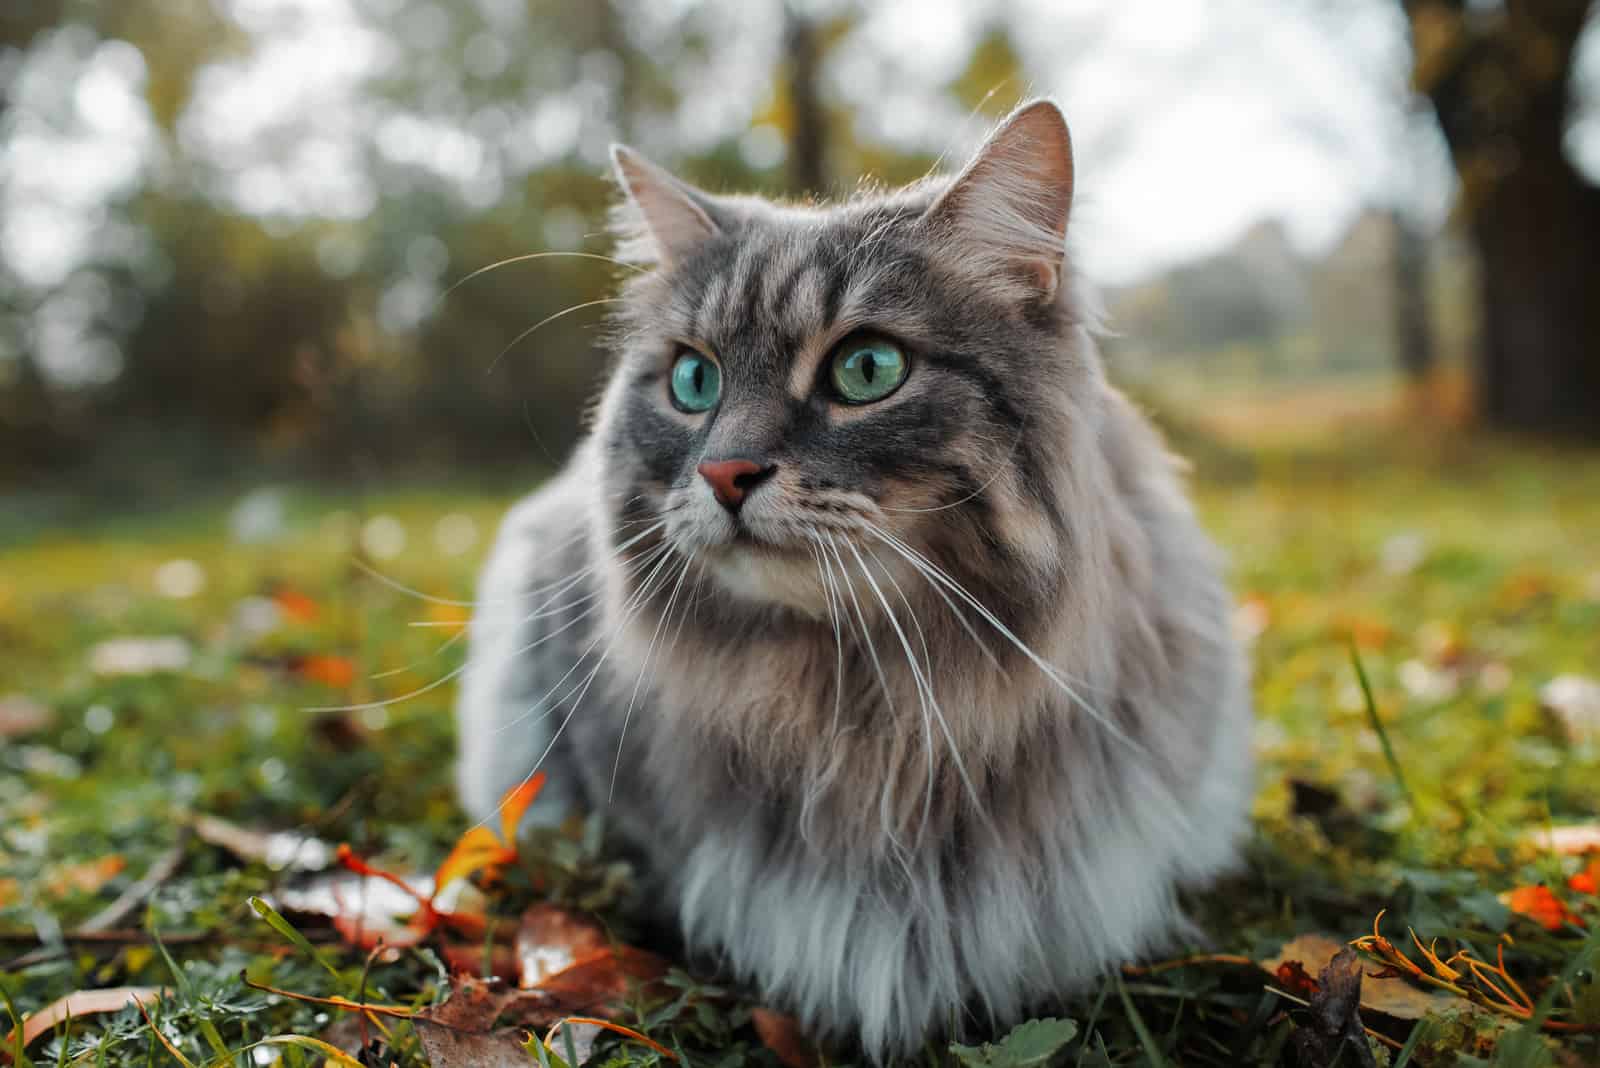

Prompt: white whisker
xmin=610 ymin=552 xmax=695 ymax=801
xmin=487 ymin=297 xmax=624 ymax=375
xmin=867 ymin=525 xmax=1140 ymax=753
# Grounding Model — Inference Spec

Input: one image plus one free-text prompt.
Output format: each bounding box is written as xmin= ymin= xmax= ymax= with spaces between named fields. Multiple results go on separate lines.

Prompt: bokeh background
xmin=3 ymin=0 xmax=1597 ymax=516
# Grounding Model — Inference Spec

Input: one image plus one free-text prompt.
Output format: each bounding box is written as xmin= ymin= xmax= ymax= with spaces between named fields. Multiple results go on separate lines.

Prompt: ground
xmin=3 ymin=402 xmax=1599 ymax=1066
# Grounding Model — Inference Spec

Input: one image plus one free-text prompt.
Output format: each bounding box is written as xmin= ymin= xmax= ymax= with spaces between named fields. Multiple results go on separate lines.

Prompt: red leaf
xmin=1569 ymin=858 xmax=1600 ymax=896
xmin=1275 ymin=959 xmax=1322 ymax=999
xmin=1505 ymin=885 xmax=1582 ymax=931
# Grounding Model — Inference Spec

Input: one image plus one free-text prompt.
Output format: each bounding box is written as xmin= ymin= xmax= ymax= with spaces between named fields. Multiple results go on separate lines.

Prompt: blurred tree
xmin=1402 ymin=0 xmax=1600 ymax=436
xmin=782 ymin=4 xmax=828 ymax=193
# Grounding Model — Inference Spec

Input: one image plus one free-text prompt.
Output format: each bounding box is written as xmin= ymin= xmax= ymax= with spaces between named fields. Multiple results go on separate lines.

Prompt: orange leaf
xmin=434 ymin=827 xmax=516 ymax=893
xmin=5 ymin=987 xmax=169 ymax=1052
xmin=1569 ymin=858 xmax=1600 ymax=896
xmin=274 ymin=588 xmax=321 ymax=623
xmin=751 ymin=1008 xmax=820 ymax=1068
xmin=1274 ymin=959 xmax=1321 ymax=999
xmin=47 ymin=856 xmax=126 ymax=898
xmin=1505 ymin=885 xmax=1582 ymax=931
xmin=499 ymin=773 xmax=545 ymax=846
xmin=298 ymin=655 xmax=355 ymax=688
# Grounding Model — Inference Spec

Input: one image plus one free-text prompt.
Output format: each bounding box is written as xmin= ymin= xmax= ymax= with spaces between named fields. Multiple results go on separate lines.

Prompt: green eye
xmin=669 ymin=351 xmax=721 ymax=412
xmin=829 ymin=336 xmax=908 ymax=404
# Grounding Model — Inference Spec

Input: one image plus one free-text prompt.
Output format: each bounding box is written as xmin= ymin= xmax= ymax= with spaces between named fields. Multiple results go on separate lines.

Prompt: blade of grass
xmin=1392 ymin=1019 xmax=1430 ymax=1068
xmin=1 ymin=980 xmax=36 ymax=1068
xmin=1349 ymin=643 xmax=1415 ymax=810
xmin=134 ymin=997 xmax=196 ymax=1068
xmin=1114 ymin=973 xmax=1172 ymax=1068
xmin=247 ymin=896 xmax=344 ymax=987
xmin=146 ymin=924 xmax=228 ymax=1063
xmin=232 ymin=1036 xmax=366 ymax=1068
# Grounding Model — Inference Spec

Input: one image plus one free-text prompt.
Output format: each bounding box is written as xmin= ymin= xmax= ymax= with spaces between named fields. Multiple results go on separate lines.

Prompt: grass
xmin=2 ymin=415 xmax=1599 ymax=1066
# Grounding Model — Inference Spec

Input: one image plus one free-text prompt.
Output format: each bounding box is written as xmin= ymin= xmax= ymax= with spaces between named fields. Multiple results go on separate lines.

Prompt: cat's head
xmin=593 ymin=100 xmax=1105 ymax=615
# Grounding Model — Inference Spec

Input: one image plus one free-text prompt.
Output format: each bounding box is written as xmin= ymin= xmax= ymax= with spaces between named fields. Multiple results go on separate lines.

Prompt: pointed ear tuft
xmin=609 ymin=144 xmax=722 ymax=266
xmin=925 ymin=99 xmax=1074 ymax=300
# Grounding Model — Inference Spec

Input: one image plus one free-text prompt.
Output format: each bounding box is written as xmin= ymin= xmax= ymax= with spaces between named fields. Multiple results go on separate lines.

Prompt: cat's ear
xmin=609 ymin=144 xmax=724 ymax=266
xmin=924 ymin=99 xmax=1074 ymax=300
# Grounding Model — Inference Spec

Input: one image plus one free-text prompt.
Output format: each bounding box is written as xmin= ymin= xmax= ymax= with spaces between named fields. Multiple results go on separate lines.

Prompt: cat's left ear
xmin=924 ymin=99 xmax=1074 ymax=301
xmin=609 ymin=145 xmax=726 ymax=267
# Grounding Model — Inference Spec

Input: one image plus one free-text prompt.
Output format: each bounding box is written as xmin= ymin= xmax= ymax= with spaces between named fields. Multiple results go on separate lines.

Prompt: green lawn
xmin=3 ymin=430 xmax=1598 ymax=1066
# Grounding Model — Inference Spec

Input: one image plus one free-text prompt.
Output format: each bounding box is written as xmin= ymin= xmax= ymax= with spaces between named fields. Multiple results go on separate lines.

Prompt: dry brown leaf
xmin=1290 ymin=948 xmax=1378 ymax=1068
xmin=516 ymin=904 xmax=610 ymax=986
xmin=188 ymin=812 xmax=334 ymax=872
xmin=5 ymin=986 xmax=169 ymax=1052
xmin=412 ymin=980 xmax=532 ymax=1068
xmin=1263 ymin=933 xmax=1469 ymax=1020
xmin=441 ymin=940 xmax=520 ymax=982
xmin=751 ymin=1008 xmax=822 ymax=1068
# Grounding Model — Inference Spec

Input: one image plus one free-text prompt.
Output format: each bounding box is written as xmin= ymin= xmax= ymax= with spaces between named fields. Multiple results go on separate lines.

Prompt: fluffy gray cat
xmin=456 ymin=99 xmax=1252 ymax=1058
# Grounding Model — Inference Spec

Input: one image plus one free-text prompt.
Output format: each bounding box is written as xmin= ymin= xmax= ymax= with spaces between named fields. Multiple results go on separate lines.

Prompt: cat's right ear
xmin=609 ymin=145 xmax=723 ymax=266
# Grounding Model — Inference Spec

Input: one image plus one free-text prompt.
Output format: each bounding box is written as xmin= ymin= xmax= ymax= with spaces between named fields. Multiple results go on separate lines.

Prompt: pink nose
xmin=697 ymin=459 xmax=774 ymax=512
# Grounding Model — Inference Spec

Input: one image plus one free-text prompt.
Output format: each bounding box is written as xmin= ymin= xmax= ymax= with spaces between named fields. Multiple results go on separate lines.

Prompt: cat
xmin=455 ymin=99 xmax=1253 ymax=1059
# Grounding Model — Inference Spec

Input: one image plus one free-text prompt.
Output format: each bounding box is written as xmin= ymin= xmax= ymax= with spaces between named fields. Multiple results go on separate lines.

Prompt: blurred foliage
xmin=0 ymin=1 xmax=1000 ymax=488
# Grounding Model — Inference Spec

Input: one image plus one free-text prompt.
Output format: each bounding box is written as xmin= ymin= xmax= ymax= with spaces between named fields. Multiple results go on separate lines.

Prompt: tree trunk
xmin=1471 ymin=151 xmax=1600 ymax=435
xmin=1388 ymin=208 xmax=1436 ymax=381
xmin=782 ymin=5 xmax=827 ymax=195
xmin=1404 ymin=0 xmax=1600 ymax=438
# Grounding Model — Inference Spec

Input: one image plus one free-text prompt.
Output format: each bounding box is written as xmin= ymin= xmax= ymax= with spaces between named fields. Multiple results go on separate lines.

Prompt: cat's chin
xmin=701 ymin=542 xmax=831 ymax=617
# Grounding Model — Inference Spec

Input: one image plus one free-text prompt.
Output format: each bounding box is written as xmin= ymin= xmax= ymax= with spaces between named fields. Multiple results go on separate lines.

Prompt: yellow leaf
xmin=434 ymin=827 xmax=515 ymax=893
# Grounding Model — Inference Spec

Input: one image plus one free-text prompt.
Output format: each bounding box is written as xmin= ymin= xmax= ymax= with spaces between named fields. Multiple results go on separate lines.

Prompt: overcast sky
xmin=4 ymin=0 xmax=1598 ymax=308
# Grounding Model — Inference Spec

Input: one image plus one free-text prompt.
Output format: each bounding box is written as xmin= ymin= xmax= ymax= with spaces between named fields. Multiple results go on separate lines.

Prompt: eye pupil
xmin=829 ymin=337 xmax=906 ymax=404
xmin=670 ymin=352 xmax=720 ymax=412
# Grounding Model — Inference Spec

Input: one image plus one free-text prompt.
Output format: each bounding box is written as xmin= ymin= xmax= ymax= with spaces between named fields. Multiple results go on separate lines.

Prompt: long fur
xmin=456 ymin=99 xmax=1253 ymax=1060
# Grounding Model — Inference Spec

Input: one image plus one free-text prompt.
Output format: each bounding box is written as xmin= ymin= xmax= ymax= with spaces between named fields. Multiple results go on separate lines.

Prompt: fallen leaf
xmin=516 ymin=903 xmax=609 ymax=986
xmin=273 ymin=587 xmax=321 ymax=623
xmin=47 ymin=855 xmax=126 ymax=898
xmin=89 ymin=636 xmax=192 ymax=676
xmin=434 ymin=773 xmax=544 ymax=893
xmin=297 ymin=654 xmax=356 ymax=688
xmin=1264 ymin=934 xmax=1468 ymax=1020
xmin=1504 ymin=885 xmax=1582 ymax=931
xmin=4 ymin=987 xmax=169 ymax=1051
xmin=534 ymin=944 xmax=670 ymax=1014
xmin=1275 ymin=959 xmax=1321 ymax=1000
xmin=1569 ymin=858 xmax=1600 ymax=896
xmin=412 ymin=978 xmax=610 ymax=1068
xmin=0 ymin=694 xmax=53 ymax=738
xmin=188 ymin=812 xmax=334 ymax=872
xmin=433 ymin=827 xmax=517 ymax=895
xmin=1525 ymin=824 xmax=1600 ymax=855
xmin=1290 ymin=948 xmax=1378 ymax=1068
xmin=752 ymin=1008 xmax=821 ymax=1068
xmin=441 ymin=940 xmax=520 ymax=981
